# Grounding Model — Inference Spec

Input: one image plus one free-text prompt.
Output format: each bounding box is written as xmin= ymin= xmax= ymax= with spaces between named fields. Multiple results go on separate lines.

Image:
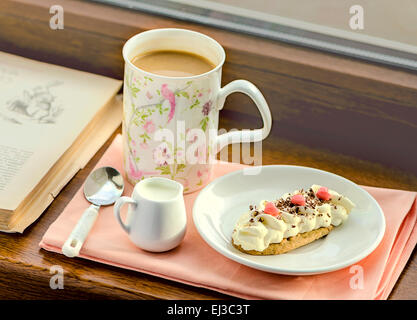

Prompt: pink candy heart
xmin=316 ymin=187 xmax=331 ymax=201
xmin=291 ymin=194 xmax=306 ymax=206
xmin=263 ymin=201 xmax=280 ymax=217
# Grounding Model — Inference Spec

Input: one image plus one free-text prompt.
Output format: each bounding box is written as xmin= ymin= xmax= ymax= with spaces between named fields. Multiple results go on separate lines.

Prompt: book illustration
xmin=1 ymin=82 xmax=63 ymax=125
xmin=0 ymin=51 xmax=123 ymax=232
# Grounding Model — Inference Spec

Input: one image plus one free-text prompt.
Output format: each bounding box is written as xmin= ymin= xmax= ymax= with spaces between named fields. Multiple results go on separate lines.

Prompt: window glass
xmin=94 ymin=0 xmax=417 ymax=70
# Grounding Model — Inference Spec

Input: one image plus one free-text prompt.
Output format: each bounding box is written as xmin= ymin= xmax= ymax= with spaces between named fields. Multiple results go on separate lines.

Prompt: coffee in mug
xmin=131 ymin=50 xmax=216 ymax=77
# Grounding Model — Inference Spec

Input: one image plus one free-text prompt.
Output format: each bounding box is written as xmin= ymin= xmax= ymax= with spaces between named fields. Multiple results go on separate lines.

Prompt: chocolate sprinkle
xmin=275 ymin=190 xmax=324 ymax=213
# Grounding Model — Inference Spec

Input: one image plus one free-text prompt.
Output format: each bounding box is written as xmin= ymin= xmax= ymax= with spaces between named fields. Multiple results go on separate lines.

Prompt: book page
xmin=0 ymin=52 xmax=122 ymax=211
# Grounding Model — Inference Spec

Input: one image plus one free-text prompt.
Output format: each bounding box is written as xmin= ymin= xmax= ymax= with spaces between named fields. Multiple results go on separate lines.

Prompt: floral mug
xmin=122 ymin=28 xmax=272 ymax=193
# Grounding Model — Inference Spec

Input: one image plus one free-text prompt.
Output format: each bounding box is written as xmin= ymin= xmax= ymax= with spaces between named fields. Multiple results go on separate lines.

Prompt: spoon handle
xmin=62 ymin=204 xmax=100 ymax=258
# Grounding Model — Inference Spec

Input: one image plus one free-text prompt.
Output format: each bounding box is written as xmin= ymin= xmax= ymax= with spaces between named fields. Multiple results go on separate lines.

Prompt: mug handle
xmin=114 ymin=196 xmax=137 ymax=233
xmin=215 ymin=80 xmax=272 ymax=152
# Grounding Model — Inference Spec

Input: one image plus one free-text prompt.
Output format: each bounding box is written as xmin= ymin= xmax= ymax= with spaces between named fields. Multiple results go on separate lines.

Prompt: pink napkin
xmin=39 ymin=135 xmax=417 ymax=300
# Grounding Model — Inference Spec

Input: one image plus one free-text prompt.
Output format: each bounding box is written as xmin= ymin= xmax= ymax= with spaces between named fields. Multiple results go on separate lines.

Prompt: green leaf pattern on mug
xmin=126 ymin=73 xmax=214 ymax=188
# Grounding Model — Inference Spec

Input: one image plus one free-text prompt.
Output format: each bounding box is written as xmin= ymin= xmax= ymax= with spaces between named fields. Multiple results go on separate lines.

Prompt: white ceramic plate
xmin=193 ymin=165 xmax=385 ymax=275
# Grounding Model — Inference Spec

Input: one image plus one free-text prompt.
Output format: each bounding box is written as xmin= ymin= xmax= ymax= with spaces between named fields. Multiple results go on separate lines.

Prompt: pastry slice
xmin=231 ymin=185 xmax=355 ymax=255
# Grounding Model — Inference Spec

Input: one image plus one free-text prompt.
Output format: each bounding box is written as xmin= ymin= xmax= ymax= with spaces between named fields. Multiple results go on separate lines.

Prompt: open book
xmin=0 ymin=52 xmax=122 ymax=232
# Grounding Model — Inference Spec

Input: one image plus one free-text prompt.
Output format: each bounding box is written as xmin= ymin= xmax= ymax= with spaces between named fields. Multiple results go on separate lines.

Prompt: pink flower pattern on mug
xmin=125 ymin=72 xmax=216 ymax=191
xmin=143 ymin=120 xmax=156 ymax=134
xmin=202 ymin=100 xmax=212 ymax=116
xmin=153 ymin=142 xmax=172 ymax=166
xmin=196 ymin=167 xmax=210 ymax=186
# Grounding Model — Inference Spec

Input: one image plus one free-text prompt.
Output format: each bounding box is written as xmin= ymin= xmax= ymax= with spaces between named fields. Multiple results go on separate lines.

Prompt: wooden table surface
xmin=0 ymin=112 xmax=416 ymax=299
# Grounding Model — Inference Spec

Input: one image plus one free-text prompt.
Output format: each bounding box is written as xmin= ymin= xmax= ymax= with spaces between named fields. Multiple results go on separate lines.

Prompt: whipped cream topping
xmin=232 ymin=185 xmax=355 ymax=252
